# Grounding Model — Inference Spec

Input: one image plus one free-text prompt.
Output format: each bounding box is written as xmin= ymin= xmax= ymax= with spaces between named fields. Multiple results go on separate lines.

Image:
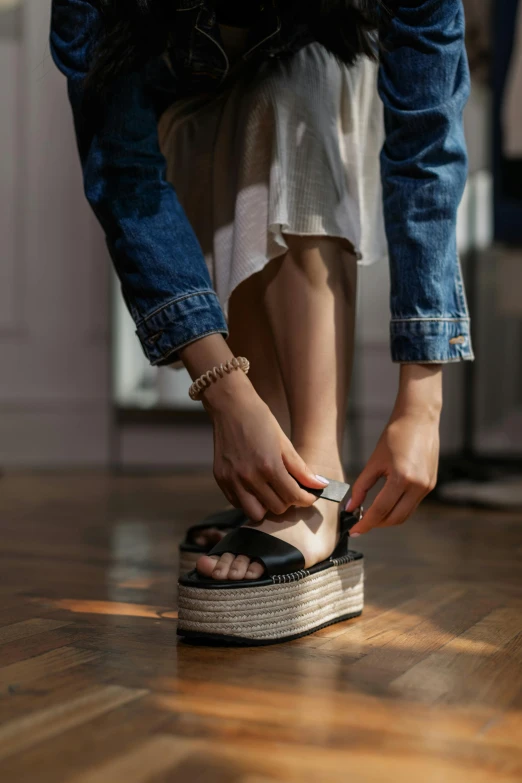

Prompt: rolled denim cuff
xmin=135 ymin=290 xmax=229 ymax=366
xmin=390 ymin=318 xmax=474 ymax=364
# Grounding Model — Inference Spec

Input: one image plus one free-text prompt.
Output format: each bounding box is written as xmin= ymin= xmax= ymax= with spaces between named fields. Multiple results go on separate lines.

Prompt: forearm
xmin=179 ymin=334 xmax=256 ymax=414
xmin=394 ymin=364 xmax=443 ymax=420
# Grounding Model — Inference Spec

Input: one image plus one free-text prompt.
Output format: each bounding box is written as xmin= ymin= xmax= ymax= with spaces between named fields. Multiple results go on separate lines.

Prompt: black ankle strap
xmin=329 ymin=509 xmax=364 ymax=559
xmin=296 ymin=477 xmax=351 ymax=504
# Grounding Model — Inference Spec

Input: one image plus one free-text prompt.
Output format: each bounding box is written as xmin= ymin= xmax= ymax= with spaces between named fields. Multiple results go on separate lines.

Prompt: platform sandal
xmin=179 ymin=508 xmax=247 ymax=574
xmin=177 ymin=478 xmax=364 ymax=645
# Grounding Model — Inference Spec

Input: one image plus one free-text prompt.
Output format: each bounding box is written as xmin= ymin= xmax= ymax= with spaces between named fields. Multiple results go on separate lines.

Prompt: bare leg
xmin=191 ymin=267 xmax=292 ymax=548
xmin=263 ymin=236 xmax=356 ymax=478
xmin=197 ymin=236 xmax=358 ymax=580
xmin=227 ymin=270 xmax=292 ymax=438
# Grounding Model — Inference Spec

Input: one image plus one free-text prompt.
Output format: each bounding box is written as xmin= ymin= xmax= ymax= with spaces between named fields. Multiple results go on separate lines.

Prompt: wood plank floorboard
xmin=0 ymin=472 xmax=521 ymax=782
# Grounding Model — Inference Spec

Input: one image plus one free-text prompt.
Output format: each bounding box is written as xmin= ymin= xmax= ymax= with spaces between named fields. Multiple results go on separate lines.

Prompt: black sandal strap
xmin=329 ymin=509 xmax=363 ymax=559
xmin=296 ymin=477 xmax=351 ymax=504
xmin=187 ymin=479 xmax=349 ymax=546
xmin=185 ymin=508 xmax=246 ymax=544
xmin=208 ymin=527 xmax=305 ymax=576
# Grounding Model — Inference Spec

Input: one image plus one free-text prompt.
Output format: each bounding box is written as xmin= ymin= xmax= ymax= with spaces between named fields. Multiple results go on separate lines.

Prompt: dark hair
xmin=87 ymin=1 xmax=382 ymax=94
xmin=300 ymin=1 xmax=381 ymax=65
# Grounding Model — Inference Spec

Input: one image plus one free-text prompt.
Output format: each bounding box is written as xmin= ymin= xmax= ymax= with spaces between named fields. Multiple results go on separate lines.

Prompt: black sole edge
xmin=177 ymin=609 xmax=363 ymax=647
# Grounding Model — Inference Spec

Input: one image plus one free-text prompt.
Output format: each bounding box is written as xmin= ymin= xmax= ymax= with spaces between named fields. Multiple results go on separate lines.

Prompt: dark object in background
xmin=493 ymin=0 xmax=522 ymax=240
xmin=463 ymin=0 xmax=491 ymax=85
xmin=435 ymin=0 xmax=522 ymax=508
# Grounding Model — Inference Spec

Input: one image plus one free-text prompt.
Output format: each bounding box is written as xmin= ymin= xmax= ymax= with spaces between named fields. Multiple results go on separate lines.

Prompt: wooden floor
xmin=0 ymin=472 xmax=521 ymax=782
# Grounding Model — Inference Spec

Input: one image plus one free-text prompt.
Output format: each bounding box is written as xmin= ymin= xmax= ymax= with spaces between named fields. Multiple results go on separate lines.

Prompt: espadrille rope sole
xmin=178 ymin=557 xmax=364 ymax=644
xmin=179 ymin=550 xmax=200 ymax=575
xmin=179 ymin=610 xmax=363 ymax=646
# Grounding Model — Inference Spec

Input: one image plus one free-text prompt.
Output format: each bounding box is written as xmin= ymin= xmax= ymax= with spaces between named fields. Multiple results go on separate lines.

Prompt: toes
xmin=245 ymin=561 xmax=265 ymax=581
xmin=210 ymin=552 xmax=236 ymax=580
xmin=207 ymin=527 xmax=227 ymax=545
xmin=227 ymin=555 xmax=251 ymax=581
xmin=196 ymin=554 xmax=219 ymax=578
xmin=194 ymin=527 xmax=227 ymax=547
xmin=196 ymin=553 xmax=264 ymax=581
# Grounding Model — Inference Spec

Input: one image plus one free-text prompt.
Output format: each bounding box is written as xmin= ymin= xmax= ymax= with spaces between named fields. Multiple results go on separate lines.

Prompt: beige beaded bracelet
xmin=188 ymin=356 xmax=250 ymax=401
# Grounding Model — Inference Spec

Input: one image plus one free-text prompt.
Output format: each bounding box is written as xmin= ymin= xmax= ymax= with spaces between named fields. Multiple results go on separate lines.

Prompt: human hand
xmin=203 ymin=368 xmax=329 ymax=522
xmin=347 ymin=364 xmax=442 ymax=535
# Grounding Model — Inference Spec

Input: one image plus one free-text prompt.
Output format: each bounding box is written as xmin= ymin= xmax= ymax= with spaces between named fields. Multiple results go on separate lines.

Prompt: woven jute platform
xmin=178 ymin=559 xmax=364 ymax=641
xmin=179 ymin=551 xmax=200 ymax=575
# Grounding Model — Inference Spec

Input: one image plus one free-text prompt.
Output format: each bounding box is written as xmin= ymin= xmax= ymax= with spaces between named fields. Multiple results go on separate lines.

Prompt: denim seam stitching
xmin=390 ymin=317 xmax=471 ymax=323
xmin=146 ymin=328 xmax=229 ymax=365
xmin=396 ymin=356 xmax=474 ymax=365
xmin=136 ymin=290 xmax=220 ymax=327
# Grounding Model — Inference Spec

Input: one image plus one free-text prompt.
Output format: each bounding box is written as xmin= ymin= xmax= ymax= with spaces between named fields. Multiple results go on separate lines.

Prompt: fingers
xmin=349 ymin=472 xmax=436 ymax=535
xmin=234 ymin=485 xmax=267 ymax=522
xmin=214 ymin=473 xmax=240 ymax=510
xmin=215 ymin=466 xmax=267 ymax=520
xmin=376 ymin=490 xmax=423 ymax=528
xmin=240 ymin=452 xmax=323 ymax=515
xmin=281 ymin=446 xmax=331 ymax=492
xmin=345 ymin=463 xmax=383 ymax=514
xmin=215 ymin=441 xmax=331 ymax=520
xmin=217 ymin=464 xmax=299 ymax=520
xmin=268 ymin=462 xmax=321 ymax=510
xmin=350 ymin=478 xmax=405 ymax=535
xmin=376 ymin=472 xmax=436 ymax=528
xmin=248 ymin=479 xmax=290 ymax=517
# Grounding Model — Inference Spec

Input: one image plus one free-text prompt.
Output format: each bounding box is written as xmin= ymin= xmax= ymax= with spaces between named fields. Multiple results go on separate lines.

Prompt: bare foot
xmin=193 ymin=527 xmax=228 ymax=547
xmin=192 ymin=505 xmax=237 ymax=547
xmin=196 ymin=496 xmax=341 ymax=580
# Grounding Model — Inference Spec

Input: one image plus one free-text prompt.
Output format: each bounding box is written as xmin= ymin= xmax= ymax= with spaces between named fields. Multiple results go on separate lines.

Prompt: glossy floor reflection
xmin=0 ymin=472 xmax=521 ymax=782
